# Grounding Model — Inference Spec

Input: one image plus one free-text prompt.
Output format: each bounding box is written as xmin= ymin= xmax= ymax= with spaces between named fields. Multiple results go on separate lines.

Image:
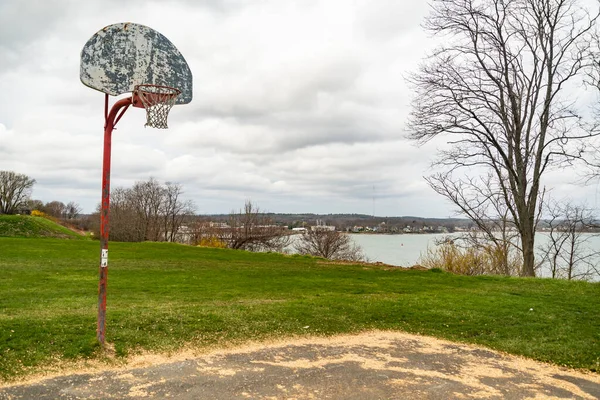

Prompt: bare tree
xmin=409 ymin=0 xmax=600 ymax=276
xmin=161 ymin=182 xmax=195 ymax=242
xmin=27 ymin=199 xmax=44 ymax=211
xmin=64 ymin=201 xmax=82 ymax=220
xmin=295 ymin=228 xmax=365 ymax=261
xmin=0 ymin=171 xmax=36 ymax=214
xmin=223 ymin=200 xmax=291 ymax=252
xmin=102 ymin=187 xmax=142 ymax=242
xmin=43 ymin=201 xmax=66 ymax=219
xmin=129 ymin=178 xmax=165 ymax=241
xmin=538 ymin=200 xmax=599 ymax=280
xmin=91 ymin=178 xmax=195 ymax=242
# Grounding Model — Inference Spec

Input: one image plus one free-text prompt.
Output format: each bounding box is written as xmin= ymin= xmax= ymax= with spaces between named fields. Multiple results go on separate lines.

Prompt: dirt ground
xmin=1 ymin=331 xmax=599 ymax=399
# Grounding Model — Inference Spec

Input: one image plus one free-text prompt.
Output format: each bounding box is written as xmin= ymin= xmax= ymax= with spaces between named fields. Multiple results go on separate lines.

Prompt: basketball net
xmin=133 ymin=84 xmax=181 ymax=129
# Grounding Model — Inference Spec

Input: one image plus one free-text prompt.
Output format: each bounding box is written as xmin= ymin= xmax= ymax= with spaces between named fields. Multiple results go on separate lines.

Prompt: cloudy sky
xmin=1 ymin=0 xmax=599 ymax=217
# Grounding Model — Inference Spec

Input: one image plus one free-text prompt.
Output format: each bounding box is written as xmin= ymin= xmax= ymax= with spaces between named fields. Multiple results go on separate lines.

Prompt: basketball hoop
xmin=82 ymin=22 xmax=193 ymax=347
xmin=132 ymin=84 xmax=181 ymax=129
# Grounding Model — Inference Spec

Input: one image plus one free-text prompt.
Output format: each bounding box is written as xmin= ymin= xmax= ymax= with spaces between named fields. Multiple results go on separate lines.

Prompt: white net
xmin=134 ymin=85 xmax=181 ymax=129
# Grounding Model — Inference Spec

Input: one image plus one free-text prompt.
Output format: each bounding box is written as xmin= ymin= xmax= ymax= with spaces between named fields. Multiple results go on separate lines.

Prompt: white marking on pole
xmin=101 ymin=249 xmax=108 ymax=267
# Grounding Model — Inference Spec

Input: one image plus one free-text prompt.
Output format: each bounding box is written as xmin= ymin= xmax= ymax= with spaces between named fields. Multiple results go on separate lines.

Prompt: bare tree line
xmin=2 ymin=169 xmax=593 ymax=276
xmin=91 ymin=178 xmax=195 ymax=242
xmin=0 ymin=170 xmax=83 ymax=223
xmin=186 ymin=201 xmax=292 ymax=251
xmin=538 ymin=200 xmax=600 ymax=280
xmin=29 ymin=200 xmax=82 ymax=220
xmin=184 ymin=201 xmax=365 ymax=261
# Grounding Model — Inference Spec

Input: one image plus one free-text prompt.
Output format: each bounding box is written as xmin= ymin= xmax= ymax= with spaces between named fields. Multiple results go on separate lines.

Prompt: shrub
xmin=197 ymin=236 xmax=227 ymax=248
xmin=31 ymin=210 xmax=59 ymax=223
xmin=420 ymin=240 xmax=522 ymax=276
xmin=294 ymin=229 xmax=365 ymax=261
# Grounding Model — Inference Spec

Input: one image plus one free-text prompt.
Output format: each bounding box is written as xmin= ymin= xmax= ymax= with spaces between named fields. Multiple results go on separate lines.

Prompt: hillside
xmin=0 ymin=215 xmax=86 ymax=239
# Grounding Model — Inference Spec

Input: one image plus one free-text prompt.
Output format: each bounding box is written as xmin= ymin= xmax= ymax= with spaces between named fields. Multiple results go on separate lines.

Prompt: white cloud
xmin=0 ymin=0 xmax=597 ymax=218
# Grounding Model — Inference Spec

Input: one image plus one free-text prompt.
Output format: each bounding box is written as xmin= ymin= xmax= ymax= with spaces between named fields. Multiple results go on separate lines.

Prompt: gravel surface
xmin=1 ymin=331 xmax=599 ymax=399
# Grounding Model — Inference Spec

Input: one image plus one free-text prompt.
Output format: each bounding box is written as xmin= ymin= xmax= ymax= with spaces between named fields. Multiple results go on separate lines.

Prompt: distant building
xmin=311 ymin=225 xmax=335 ymax=231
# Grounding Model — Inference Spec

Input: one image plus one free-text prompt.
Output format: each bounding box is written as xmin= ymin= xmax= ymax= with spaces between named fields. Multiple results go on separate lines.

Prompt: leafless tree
xmin=64 ymin=201 xmax=82 ymax=220
xmin=104 ymin=187 xmax=142 ymax=242
xmin=91 ymin=178 xmax=195 ymax=242
xmin=161 ymin=182 xmax=195 ymax=242
xmin=295 ymin=228 xmax=365 ymax=261
xmin=409 ymin=0 xmax=600 ymax=276
xmin=223 ymin=201 xmax=291 ymax=252
xmin=129 ymin=178 xmax=164 ymax=241
xmin=538 ymin=200 xmax=599 ymax=280
xmin=27 ymin=199 xmax=44 ymax=211
xmin=0 ymin=171 xmax=35 ymax=214
xmin=43 ymin=201 xmax=66 ymax=219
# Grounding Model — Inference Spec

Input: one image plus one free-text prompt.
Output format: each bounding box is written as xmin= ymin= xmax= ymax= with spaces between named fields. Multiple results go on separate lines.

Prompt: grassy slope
xmin=0 ymin=215 xmax=85 ymax=239
xmin=0 ymin=237 xmax=598 ymax=382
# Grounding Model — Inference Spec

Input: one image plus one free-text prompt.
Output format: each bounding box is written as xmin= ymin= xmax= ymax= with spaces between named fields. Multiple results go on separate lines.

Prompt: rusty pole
xmin=97 ymin=95 xmax=132 ymax=346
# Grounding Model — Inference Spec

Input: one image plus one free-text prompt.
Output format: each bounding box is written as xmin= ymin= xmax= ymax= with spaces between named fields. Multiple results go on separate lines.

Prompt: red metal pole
xmin=98 ymin=96 xmax=132 ymax=346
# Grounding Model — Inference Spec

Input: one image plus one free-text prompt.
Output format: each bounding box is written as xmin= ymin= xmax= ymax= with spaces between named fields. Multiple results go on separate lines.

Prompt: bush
xmin=197 ymin=236 xmax=227 ymax=248
xmin=30 ymin=210 xmax=45 ymax=217
xmin=294 ymin=229 xmax=365 ymax=261
xmin=420 ymin=240 xmax=522 ymax=276
xmin=31 ymin=210 xmax=58 ymax=223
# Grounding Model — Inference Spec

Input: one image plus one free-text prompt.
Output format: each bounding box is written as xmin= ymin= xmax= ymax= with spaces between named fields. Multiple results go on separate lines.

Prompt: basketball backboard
xmin=80 ymin=22 xmax=192 ymax=104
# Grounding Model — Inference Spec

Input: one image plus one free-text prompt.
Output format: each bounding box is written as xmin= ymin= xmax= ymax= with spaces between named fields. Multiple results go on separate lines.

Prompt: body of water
xmin=348 ymin=233 xmax=449 ymax=267
xmin=349 ymin=233 xmax=600 ymax=280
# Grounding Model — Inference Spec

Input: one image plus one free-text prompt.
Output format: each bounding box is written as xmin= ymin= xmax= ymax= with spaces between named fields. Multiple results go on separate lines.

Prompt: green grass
xmin=0 ymin=237 xmax=598 ymax=382
xmin=0 ymin=215 xmax=86 ymax=239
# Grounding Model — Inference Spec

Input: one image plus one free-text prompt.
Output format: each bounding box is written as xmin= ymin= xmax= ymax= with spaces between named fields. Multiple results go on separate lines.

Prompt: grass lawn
xmin=0 ymin=237 xmax=598 ymax=382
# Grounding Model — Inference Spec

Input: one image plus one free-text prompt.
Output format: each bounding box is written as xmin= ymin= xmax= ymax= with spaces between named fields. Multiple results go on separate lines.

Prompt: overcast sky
xmin=1 ymin=0 xmax=599 ymax=217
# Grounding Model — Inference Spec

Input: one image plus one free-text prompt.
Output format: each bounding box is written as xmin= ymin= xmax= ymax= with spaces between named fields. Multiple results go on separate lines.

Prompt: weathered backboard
xmin=80 ymin=22 xmax=192 ymax=104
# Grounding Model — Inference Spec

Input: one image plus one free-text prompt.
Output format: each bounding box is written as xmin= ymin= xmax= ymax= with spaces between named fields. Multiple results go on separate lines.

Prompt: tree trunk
xmin=521 ymin=228 xmax=536 ymax=277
